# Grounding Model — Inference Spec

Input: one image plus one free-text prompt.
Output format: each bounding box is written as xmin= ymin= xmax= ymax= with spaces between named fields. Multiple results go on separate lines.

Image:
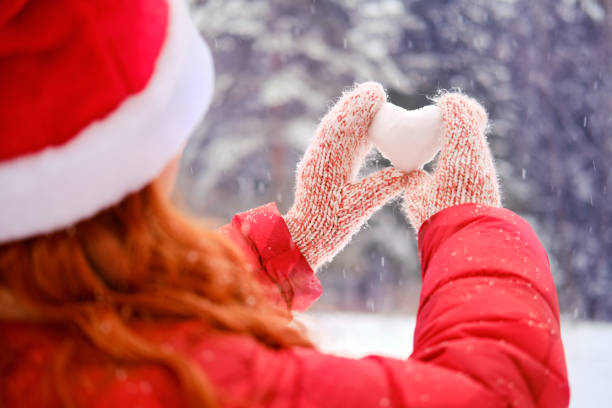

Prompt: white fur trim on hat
xmin=0 ymin=0 xmax=214 ymax=244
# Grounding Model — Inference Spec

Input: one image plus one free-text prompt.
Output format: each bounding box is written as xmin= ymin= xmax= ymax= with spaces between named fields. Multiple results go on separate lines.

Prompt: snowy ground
xmin=298 ymin=312 xmax=612 ymax=407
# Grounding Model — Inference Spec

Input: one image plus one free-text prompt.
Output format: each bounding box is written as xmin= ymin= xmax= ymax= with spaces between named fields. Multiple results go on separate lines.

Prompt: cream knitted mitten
xmin=403 ymin=93 xmax=502 ymax=231
xmin=285 ymin=82 xmax=407 ymax=269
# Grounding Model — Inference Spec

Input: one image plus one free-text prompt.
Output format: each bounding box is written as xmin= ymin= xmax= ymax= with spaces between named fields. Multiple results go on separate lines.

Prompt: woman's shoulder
xmin=1 ymin=321 xmax=193 ymax=407
xmin=1 ymin=320 xmax=304 ymax=407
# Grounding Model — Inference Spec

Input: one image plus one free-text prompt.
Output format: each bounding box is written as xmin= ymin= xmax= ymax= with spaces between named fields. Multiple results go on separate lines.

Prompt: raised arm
xmin=261 ymin=202 xmax=569 ymax=407
xmin=218 ymin=83 xmax=408 ymax=312
xmin=404 ymin=203 xmax=569 ymax=407
xmin=401 ymin=93 xmax=570 ymax=406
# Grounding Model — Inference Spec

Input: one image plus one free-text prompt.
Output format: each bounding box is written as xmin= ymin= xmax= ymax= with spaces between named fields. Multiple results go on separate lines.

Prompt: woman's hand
xmin=403 ymin=93 xmax=501 ymax=231
xmin=284 ymin=82 xmax=407 ymax=270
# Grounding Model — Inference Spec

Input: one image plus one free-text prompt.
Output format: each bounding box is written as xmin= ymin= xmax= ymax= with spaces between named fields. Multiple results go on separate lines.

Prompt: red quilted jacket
xmin=0 ymin=203 xmax=570 ymax=407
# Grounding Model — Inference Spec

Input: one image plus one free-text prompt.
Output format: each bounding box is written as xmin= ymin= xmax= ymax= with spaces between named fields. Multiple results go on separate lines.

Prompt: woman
xmin=0 ymin=0 xmax=569 ymax=407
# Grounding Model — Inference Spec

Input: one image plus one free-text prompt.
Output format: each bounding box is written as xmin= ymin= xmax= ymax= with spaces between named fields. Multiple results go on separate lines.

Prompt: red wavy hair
xmin=0 ymin=182 xmax=312 ymax=407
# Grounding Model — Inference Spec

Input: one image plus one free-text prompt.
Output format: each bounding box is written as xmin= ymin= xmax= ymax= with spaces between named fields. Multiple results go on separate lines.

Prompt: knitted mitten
xmin=403 ymin=93 xmax=501 ymax=231
xmin=285 ymin=82 xmax=407 ymax=269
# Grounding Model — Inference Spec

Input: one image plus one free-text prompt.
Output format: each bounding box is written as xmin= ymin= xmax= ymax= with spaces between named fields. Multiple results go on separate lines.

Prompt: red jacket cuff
xmin=219 ymin=203 xmax=322 ymax=312
xmin=416 ymin=203 xmax=560 ymax=318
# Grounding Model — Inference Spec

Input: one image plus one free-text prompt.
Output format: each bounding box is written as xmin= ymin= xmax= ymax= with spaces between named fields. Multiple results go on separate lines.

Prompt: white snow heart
xmin=368 ymin=102 xmax=442 ymax=172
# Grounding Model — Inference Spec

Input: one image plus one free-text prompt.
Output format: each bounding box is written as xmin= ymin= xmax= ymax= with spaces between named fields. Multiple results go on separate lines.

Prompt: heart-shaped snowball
xmin=368 ymin=102 xmax=442 ymax=172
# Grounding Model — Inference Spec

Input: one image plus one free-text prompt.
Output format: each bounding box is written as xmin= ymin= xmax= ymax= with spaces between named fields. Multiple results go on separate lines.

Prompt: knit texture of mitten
xmin=403 ymin=93 xmax=501 ymax=231
xmin=285 ymin=82 xmax=407 ymax=270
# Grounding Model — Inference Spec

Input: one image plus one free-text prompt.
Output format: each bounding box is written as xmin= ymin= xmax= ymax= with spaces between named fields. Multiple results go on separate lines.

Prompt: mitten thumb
xmin=402 ymin=169 xmax=433 ymax=232
xmin=342 ymin=167 xmax=407 ymax=218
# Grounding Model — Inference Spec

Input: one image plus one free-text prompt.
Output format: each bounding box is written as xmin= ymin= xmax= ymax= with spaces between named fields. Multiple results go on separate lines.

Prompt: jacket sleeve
xmin=404 ymin=203 xmax=570 ymax=407
xmin=217 ymin=202 xmax=322 ymax=312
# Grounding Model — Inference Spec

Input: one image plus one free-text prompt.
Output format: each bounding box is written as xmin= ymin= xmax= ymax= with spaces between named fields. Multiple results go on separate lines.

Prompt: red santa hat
xmin=0 ymin=0 xmax=214 ymax=243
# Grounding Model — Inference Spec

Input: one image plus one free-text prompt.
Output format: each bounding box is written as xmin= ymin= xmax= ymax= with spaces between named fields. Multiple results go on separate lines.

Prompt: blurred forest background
xmin=175 ymin=0 xmax=612 ymax=320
